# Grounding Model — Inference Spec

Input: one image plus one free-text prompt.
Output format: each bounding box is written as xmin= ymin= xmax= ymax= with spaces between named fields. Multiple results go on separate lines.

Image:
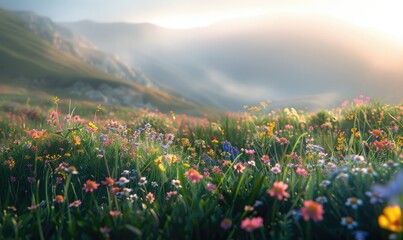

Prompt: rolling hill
xmin=0 ymin=8 xmax=204 ymax=114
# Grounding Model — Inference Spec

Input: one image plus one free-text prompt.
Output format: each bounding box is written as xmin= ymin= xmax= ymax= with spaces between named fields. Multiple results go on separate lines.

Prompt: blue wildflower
xmin=99 ymin=134 xmax=108 ymax=142
xmin=372 ymin=170 xmax=403 ymax=201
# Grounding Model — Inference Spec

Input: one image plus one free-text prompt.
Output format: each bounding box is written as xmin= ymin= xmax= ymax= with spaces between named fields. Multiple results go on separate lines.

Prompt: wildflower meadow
xmin=0 ymin=96 xmax=402 ymax=239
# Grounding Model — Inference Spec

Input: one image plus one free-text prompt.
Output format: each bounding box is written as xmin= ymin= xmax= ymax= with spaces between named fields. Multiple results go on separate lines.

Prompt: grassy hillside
xmin=0 ymin=9 xmax=117 ymax=83
xmin=0 ymin=9 xmax=212 ymax=114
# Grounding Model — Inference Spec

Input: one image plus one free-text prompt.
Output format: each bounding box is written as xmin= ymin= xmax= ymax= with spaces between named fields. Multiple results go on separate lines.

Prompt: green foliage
xmin=0 ymin=98 xmax=402 ymax=239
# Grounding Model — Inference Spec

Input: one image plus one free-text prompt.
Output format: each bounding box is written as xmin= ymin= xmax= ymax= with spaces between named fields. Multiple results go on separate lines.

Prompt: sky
xmin=1 ymin=0 xmax=403 ymax=41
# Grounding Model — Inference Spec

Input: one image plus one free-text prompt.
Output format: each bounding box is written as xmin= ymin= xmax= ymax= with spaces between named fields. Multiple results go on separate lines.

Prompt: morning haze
xmin=0 ymin=0 xmax=402 ymax=111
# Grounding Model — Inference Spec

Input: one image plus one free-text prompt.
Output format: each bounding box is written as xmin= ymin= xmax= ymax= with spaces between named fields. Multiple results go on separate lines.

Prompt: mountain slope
xmin=13 ymin=10 xmax=153 ymax=87
xmin=0 ymin=9 xmax=201 ymax=113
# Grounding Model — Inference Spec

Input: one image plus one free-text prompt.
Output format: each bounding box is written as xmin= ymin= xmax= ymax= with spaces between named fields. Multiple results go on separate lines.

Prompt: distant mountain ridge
xmin=0 ymin=8 xmax=207 ymax=114
xmin=14 ymin=11 xmax=153 ymax=87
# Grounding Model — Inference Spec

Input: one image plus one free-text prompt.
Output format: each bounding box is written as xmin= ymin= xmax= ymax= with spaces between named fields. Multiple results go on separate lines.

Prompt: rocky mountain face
xmin=14 ymin=11 xmax=153 ymax=87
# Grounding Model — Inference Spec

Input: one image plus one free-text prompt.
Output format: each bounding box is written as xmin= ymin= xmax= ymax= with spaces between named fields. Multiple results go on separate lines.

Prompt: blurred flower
xmin=287 ymin=210 xmax=301 ymax=220
xmin=102 ymin=177 xmax=115 ymax=186
xmin=100 ymin=227 xmax=111 ymax=234
xmin=138 ymin=177 xmax=147 ymax=186
xmin=319 ymin=180 xmax=332 ymax=188
xmin=277 ymin=137 xmax=289 ymax=145
xmin=99 ymin=134 xmax=108 ymax=143
xmin=83 ymin=180 xmax=100 ymax=193
xmin=270 ymin=164 xmax=281 ymax=174
xmin=244 ymin=205 xmax=254 ymax=211
xmin=336 ymin=173 xmax=349 ymax=180
xmin=372 ymin=171 xmax=403 ymax=201
xmin=206 ymin=182 xmax=216 ymax=192
xmin=172 ymin=179 xmax=182 ymax=189
xmin=365 ymin=191 xmax=383 ymax=204
xmin=185 ymin=169 xmax=203 ymax=183
xmin=53 ymin=195 xmax=64 ymax=203
xmin=341 ymin=216 xmax=358 ymax=229
xmin=146 ymin=192 xmax=155 ymax=204
xmin=369 ymin=129 xmax=383 ymax=138
xmin=254 ymin=200 xmax=264 ymax=207
xmin=117 ymin=177 xmax=130 ymax=186
xmin=69 ymin=200 xmax=82 ymax=208
xmin=267 ymin=181 xmax=290 ymax=200
xmin=315 ymin=196 xmax=328 ymax=205
xmin=261 ymin=155 xmax=270 ymax=164
xmin=296 ymin=167 xmax=309 ymax=176
xmin=234 ymin=162 xmax=246 ymax=173
xmin=88 ymin=122 xmax=98 ymax=131
xmin=166 ymin=191 xmax=178 ymax=200
xmin=247 ymin=160 xmax=256 ymax=167
xmin=345 ymin=197 xmax=363 ymax=209
xmin=27 ymin=205 xmax=38 ymax=211
xmin=127 ymin=194 xmax=138 ymax=202
xmin=109 ymin=210 xmax=121 ymax=217
xmin=351 ymin=230 xmax=368 ymax=240
xmin=244 ymin=149 xmax=255 ymax=155
xmin=378 ymin=205 xmax=402 ymax=233
xmin=221 ymin=218 xmax=232 ymax=230
xmin=300 ymin=200 xmax=324 ymax=222
xmin=241 ymin=217 xmax=264 ymax=232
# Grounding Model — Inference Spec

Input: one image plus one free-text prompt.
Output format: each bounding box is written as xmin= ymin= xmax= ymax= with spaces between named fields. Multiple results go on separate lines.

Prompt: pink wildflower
xmin=185 ymin=169 xmax=204 ymax=183
xmin=241 ymin=217 xmax=264 ymax=232
xmin=69 ymin=200 xmax=82 ymax=208
xmin=206 ymin=182 xmax=217 ymax=192
xmin=109 ymin=210 xmax=121 ymax=217
xmin=146 ymin=192 xmax=155 ymax=203
xmin=261 ymin=155 xmax=270 ymax=164
xmin=234 ymin=162 xmax=246 ymax=173
xmin=83 ymin=180 xmax=100 ymax=193
xmin=300 ymin=200 xmax=324 ymax=222
xmin=270 ymin=164 xmax=281 ymax=174
xmin=277 ymin=137 xmax=289 ymax=145
xmin=27 ymin=129 xmax=46 ymax=140
xmin=268 ymin=181 xmax=290 ymax=200
xmin=244 ymin=149 xmax=255 ymax=155
xmin=296 ymin=167 xmax=309 ymax=176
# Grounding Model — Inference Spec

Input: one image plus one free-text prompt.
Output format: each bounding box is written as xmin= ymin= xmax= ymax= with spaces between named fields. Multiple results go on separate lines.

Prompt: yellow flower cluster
xmin=336 ymin=131 xmax=345 ymax=151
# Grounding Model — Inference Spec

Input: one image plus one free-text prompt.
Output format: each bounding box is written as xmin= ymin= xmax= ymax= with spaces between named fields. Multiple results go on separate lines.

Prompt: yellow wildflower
xmin=378 ymin=205 xmax=402 ymax=232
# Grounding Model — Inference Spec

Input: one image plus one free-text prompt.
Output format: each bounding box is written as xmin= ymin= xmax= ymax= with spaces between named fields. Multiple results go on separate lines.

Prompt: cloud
xmin=64 ymin=13 xmax=403 ymax=110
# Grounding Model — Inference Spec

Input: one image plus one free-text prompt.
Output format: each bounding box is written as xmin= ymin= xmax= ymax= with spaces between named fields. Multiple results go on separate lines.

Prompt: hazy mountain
xmin=63 ymin=14 xmax=403 ymax=110
xmin=0 ymin=8 xmax=205 ymax=113
xmin=13 ymin=10 xmax=153 ymax=87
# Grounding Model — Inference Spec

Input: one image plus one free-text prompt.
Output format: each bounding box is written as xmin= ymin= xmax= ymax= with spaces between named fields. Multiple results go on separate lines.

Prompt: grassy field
xmin=0 ymin=95 xmax=402 ymax=239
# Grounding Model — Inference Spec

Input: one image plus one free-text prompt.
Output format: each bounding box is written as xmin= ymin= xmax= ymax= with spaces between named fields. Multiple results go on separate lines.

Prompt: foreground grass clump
xmin=0 ymin=97 xmax=402 ymax=239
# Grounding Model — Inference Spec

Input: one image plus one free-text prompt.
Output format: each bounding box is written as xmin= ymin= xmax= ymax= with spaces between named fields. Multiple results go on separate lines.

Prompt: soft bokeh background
xmin=1 ymin=0 xmax=402 ymax=110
